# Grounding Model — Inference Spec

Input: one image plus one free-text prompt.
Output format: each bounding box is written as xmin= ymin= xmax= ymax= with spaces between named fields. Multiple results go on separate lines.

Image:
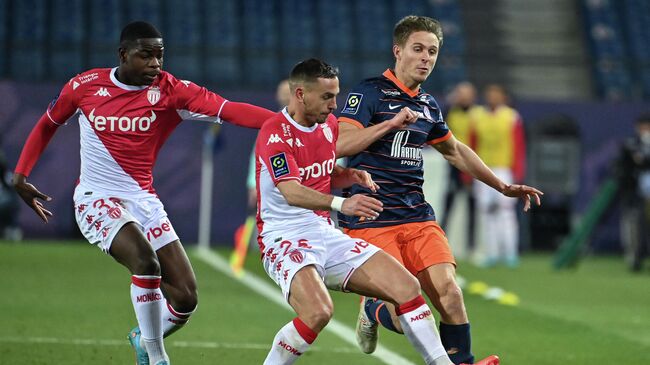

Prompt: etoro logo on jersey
xmin=88 ymin=109 xmax=157 ymax=132
xmin=299 ymin=151 xmax=336 ymax=180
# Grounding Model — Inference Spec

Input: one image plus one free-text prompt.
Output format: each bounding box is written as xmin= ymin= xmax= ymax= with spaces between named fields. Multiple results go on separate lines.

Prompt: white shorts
xmin=73 ymin=185 xmax=179 ymax=254
xmin=260 ymin=218 xmax=380 ymax=302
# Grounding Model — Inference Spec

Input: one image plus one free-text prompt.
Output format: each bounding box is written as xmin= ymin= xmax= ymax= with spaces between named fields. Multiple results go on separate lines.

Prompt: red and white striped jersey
xmin=48 ymin=67 xmax=227 ymax=196
xmin=255 ymin=108 xmax=338 ymax=238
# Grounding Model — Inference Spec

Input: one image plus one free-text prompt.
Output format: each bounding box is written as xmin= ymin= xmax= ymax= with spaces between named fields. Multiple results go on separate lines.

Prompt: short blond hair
xmin=393 ymin=15 xmax=443 ymax=47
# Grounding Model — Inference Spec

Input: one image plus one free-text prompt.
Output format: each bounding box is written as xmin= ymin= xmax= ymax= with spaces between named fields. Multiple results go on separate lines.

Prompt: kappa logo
xmin=94 ymin=88 xmax=112 ymax=97
xmin=267 ymin=134 xmax=284 ymax=145
xmin=286 ymin=138 xmax=304 ymax=147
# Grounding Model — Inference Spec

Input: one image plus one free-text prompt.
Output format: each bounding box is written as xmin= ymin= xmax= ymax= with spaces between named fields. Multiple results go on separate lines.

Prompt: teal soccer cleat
xmin=127 ymin=327 xmax=149 ymax=365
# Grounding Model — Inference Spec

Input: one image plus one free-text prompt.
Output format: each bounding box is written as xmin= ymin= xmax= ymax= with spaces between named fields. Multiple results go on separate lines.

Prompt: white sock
xmin=130 ymin=275 xmax=168 ymax=364
xmin=263 ymin=318 xmax=317 ymax=365
xmin=396 ymin=295 xmax=452 ymax=365
xmin=161 ymin=300 xmax=195 ymax=338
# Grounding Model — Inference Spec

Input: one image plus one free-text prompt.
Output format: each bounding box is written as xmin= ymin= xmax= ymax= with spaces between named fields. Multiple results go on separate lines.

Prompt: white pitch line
xmin=0 ymin=336 xmax=360 ymax=354
xmin=194 ymin=247 xmax=417 ymax=365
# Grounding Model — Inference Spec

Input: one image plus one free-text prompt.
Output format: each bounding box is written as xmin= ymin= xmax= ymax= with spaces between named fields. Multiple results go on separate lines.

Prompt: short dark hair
xmin=289 ymin=58 xmax=339 ymax=89
xmin=393 ymin=15 xmax=443 ymax=47
xmin=120 ymin=21 xmax=163 ymax=47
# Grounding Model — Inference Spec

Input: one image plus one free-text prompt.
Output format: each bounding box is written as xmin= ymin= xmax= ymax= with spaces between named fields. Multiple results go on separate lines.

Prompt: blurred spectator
xmin=0 ymin=144 xmax=22 ymax=241
xmin=472 ymin=84 xmax=526 ymax=267
xmin=246 ymin=79 xmax=290 ymax=210
xmin=231 ymin=79 xmax=290 ymax=275
xmin=617 ymin=113 xmax=650 ymax=271
xmin=441 ymin=82 xmax=479 ymax=254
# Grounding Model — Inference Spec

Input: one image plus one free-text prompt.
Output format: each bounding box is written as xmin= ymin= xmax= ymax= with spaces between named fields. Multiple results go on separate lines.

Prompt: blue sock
xmin=439 ymin=322 xmax=474 ymax=365
xmin=364 ymin=298 xmax=399 ymax=333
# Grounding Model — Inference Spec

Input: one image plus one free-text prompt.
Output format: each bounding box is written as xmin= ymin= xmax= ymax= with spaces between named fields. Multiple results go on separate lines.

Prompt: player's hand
xmin=12 ymin=173 xmax=53 ymax=223
xmin=501 ymin=184 xmax=544 ymax=212
xmin=387 ymin=107 xmax=419 ymax=129
xmin=348 ymin=169 xmax=379 ymax=193
xmin=342 ymin=194 xmax=383 ymax=219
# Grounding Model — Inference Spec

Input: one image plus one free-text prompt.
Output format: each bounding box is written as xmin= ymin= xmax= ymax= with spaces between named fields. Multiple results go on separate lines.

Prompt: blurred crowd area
xmin=1 ymin=0 xmax=650 ymax=100
xmin=0 ymin=0 xmax=649 ymax=269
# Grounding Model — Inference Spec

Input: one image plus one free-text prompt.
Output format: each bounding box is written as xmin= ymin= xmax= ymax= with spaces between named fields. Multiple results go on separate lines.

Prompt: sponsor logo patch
xmin=341 ymin=93 xmax=363 ymax=115
xmin=270 ymin=152 xmax=290 ymax=178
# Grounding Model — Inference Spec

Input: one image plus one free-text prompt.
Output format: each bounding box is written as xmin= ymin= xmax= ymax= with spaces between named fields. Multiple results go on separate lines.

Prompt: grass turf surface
xmin=0 ymin=240 xmax=648 ymax=364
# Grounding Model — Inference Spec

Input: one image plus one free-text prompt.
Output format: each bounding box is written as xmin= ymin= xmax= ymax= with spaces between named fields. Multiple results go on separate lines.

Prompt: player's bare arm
xmin=276 ymin=179 xmax=382 ymax=219
xmin=433 ymin=135 xmax=543 ymax=211
xmin=12 ymin=173 xmax=53 ymax=223
xmin=330 ymin=165 xmax=379 ymax=192
xmin=337 ymin=107 xmax=418 ymax=157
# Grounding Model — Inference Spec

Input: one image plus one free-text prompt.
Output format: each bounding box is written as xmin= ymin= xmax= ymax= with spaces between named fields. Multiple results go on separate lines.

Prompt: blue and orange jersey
xmin=338 ymin=69 xmax=452 ymax=229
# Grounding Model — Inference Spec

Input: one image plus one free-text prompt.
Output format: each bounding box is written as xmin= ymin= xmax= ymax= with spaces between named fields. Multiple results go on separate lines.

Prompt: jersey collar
xmin=281 ymin=107 xmax=318 ymax=132
xmin=382 ymin=69 xmax=419 ymax=98
xmin=110 ymin=67 xmax=149 ymax=91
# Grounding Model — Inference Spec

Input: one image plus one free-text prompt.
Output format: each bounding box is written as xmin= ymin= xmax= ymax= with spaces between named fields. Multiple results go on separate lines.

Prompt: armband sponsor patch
xmin=341 ymin=93 xmax=363 ymax=115
xmin=269 ymin=152 xmax=290 ymax=178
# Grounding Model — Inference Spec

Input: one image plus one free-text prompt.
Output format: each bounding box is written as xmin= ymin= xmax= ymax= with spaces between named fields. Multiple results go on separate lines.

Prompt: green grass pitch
xmin=1 ymin=240 xmax=649 ymax=364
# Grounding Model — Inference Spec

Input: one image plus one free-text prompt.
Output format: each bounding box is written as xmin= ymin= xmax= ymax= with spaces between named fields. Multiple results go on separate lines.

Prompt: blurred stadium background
xmin=1 ymin=0 xmax=649 ymax=364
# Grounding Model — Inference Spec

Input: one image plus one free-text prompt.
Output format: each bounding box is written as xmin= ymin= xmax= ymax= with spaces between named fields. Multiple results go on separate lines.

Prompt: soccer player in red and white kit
xmin=13 ymin=21 xmax=274 ymax=365
xmin=256 ymin=58 xmax=458 ymax=365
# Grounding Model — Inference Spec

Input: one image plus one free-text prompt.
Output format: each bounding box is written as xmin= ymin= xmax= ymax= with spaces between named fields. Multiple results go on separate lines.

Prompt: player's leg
xmin=346 ymin=250 xmax=453 ymax=365
xmin=74 ymin=193 xmax=168 ymax=365
xmin=156 ymin=240 xmax=198 ymax=337
xmin=417 ymin=263 xmax=472 ymax=364
xmin=344 ymin=226 xmax=404 ymax=354
xmin=264 ymin=265 xmax=331 ymax=365
xmin=110 ymin=223 xmax=169 ymax=365
xmin=474 ymin=182 xmax=499 ymax=266
xmin=400 ymin=222 xmax=474 ymax=365
xmin=497 ymin=192 xmax=519 ymax=268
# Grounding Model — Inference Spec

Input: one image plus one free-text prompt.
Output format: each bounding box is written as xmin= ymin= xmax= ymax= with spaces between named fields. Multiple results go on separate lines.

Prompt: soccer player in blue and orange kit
xmin=336 ymin=16 xmax=542 ymax=365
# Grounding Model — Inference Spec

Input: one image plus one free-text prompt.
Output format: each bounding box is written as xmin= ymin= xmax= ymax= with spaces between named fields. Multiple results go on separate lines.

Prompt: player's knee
xmin=133 ymin=253 xmax=161 ymax=276
xmin=173 ymin=287 xmax=198 ymax=313
xmin=392 ymin=273 xmax=421 ymax=304
xmin=440 ymin=279 xmax=465 ymax=314
xmin=304 ymin=304 xmax=333 ymax=331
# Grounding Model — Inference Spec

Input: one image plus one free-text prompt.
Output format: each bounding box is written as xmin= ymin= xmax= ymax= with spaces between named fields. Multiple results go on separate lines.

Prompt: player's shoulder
xmin=258 ymin=111 xmax=285 ymax=134
xmin=155 ymin=71 xmax=193 ymax=90
xmin=65 ymin=68 xmax=111 ymax=91
xmin=348 ymin=76 xmax=388 ymax=96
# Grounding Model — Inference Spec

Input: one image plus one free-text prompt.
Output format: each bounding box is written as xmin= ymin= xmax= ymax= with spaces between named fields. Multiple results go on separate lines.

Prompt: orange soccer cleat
xmin=462 ymin=355 xmax=500 ymax=365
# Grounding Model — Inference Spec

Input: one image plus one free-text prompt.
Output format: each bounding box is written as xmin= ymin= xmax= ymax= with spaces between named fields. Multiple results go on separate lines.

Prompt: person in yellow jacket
xmin=471 ymin=84 xmax=526 ymax=267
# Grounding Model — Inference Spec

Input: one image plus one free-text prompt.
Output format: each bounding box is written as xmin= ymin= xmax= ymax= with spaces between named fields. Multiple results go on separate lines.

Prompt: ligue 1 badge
xmin=147 ymin=86 xmax=161 ymax=105
xmin=322 ymin=124 xmax=333 ymax=143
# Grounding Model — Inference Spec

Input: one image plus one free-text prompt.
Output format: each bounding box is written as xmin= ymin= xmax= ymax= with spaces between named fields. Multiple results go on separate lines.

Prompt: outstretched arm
xmin=337 ymin=107 xmax=418 ymax=157
xmin=13 ymin=113 xmax=61 ymax=222
xmin=433 ymin=135 xmax=543 ymax=211
xmin=220 ymin=101 xmax=275 ymax=129
xmin=276 ymin=180 xmax=382 ymax=219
